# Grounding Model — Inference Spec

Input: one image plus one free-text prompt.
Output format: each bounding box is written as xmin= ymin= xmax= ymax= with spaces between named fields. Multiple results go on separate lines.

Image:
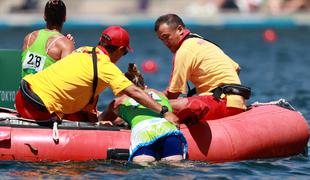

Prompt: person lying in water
xmin=98 ymin=63 xmax=187 ymax=163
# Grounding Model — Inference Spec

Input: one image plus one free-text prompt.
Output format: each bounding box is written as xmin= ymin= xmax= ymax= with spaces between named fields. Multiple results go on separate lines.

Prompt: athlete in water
xmin=99 ymin=63 xmax=187 ymax=163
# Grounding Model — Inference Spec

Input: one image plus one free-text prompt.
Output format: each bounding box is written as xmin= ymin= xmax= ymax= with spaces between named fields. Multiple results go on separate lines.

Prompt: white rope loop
xmin=52 ymin=121 xmax=59 ymax=141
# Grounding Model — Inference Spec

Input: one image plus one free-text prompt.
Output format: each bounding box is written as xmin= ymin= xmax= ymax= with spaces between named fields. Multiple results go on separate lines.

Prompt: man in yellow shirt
xmin=15 ymin=26 xmax=179 ymax=124
xmin=154 ymin=14 xmax=251 ymax=123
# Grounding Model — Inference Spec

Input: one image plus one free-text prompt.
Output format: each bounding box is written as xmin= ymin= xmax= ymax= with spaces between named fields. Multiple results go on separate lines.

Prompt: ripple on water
xmin=0 ymin=27 xmax=309 ymax=179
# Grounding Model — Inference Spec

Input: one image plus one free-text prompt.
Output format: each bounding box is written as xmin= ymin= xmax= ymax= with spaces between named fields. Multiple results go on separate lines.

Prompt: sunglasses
xmin=123 ymin=48 xmax=128 ymax=56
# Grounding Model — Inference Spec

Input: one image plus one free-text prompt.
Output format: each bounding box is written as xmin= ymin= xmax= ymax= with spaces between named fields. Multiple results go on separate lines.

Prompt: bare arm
xmin=22 ymin=34 xmax=30 ymax=51
xmin=58 ymin=37 xmax=75 ymax=59
xmin=123 ymin=85 xmax=180 ymax=125
xmin=47 ymin=36 xmax=75 ymax=61
xmin=123 ymin=85 xmax=162 ymax=112
xmin=165 ymin=90 xmax=181 ymax=100
xmin=98 ymin=100 xmax=118 ymax=122
xmin=236 ymin=67 xmax=240 ymax=75
xmin=22 ymin=31 xmax=38 ymax=51
xmin=98 ymin=96 xmax=126 ymax=122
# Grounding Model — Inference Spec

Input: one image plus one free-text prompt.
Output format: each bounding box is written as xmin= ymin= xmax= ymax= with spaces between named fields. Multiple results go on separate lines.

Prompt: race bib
xmin=22 ymin=51 xmax=46 ymax=72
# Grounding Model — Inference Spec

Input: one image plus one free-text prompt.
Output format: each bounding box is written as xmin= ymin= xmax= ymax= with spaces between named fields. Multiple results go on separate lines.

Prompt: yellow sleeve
xmin=228 ymin=57 xmax=240 ymax=72
xmin=168 ymin=49 xmax=191 ymax=94
xmin=110 ymin=74 xmax=133 ymax=96
xmin=98 ymin=61 xmax=133 ymax=96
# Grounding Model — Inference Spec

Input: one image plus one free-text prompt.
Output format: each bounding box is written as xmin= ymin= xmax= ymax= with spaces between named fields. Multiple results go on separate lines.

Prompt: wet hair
xmin=44 ymin=0 xmax=66 ymax=28
xmin=125 ymin=63 xmax=145 ymax=89
xmin=154 ymin=14 xmax=185 ymax=32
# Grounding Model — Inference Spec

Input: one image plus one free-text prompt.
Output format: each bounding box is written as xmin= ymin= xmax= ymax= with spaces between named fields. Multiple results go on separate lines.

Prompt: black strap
xmin=211 ymin=84 xmax=251 ymax=101
xmin=89 ymin=47 xmax=98 ymax=104
xmin=20 ymin=80 xmax=47 ymax=111
xmin=186 ymin=82 xmax=196 ymax=97
xmin=185 ymin=33 xmax=221 ymax=48
xmin=212 ymin=86 xmax=223 ymax=100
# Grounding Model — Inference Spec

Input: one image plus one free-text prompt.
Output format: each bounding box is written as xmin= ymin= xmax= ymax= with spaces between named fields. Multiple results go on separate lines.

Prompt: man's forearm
xmin=123 ymin=85 xmax=162 ymax=113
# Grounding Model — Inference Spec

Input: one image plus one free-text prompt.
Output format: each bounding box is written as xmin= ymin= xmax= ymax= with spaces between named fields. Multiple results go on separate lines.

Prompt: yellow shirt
xmin=24 ymin=46 xmax=133 ymax=118
xmin=169 ymin=38 xmax=246 ymax=109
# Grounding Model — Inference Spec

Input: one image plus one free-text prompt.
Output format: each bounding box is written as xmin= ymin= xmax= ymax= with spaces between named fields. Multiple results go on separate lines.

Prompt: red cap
xmin=100 ymin=26 xmax=133 ymax=51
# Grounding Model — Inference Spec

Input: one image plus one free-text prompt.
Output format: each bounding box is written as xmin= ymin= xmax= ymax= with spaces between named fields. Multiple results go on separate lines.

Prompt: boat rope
xmin=0 ymin=115 xmax=59 ymax=125
xmin=251 ymin=98 xmax=295 ymax=111
xmin=52 ymin=121 xmax=59 ymax=142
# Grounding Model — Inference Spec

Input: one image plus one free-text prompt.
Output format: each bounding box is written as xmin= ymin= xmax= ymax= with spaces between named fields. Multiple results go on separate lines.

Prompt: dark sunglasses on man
xmin=122 ymin=47 xmax=128 ymax=56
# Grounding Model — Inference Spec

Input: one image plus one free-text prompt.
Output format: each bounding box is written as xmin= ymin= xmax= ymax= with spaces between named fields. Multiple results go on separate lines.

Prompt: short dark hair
xmin=154 ymin=14 xmax=185 ymax=32
xmin=98 ymin=41 xmax=118 ymax=54
xmin=44 ymin=0 xmax=66 ymax=28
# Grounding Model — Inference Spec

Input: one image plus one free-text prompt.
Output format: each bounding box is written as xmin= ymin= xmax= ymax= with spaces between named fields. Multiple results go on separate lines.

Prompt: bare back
xmin=22 ymin=30 xmax=75 ymax=61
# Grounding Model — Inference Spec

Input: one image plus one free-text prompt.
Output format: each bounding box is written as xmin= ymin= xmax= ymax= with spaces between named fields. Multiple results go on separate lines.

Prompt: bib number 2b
xmin=23 ymin=51 xmax=46 ymax=72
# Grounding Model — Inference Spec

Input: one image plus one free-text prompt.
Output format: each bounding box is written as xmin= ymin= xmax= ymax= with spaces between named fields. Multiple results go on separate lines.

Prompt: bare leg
xmin=161 ymin=155 xmax=183 ymax=162
xmin=132 ymin=155 xmax=156 ymax=163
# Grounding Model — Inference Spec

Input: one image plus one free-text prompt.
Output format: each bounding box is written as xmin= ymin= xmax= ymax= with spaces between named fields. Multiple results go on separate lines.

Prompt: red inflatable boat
xmin=0 ymin=104 xmax=309 ymax=162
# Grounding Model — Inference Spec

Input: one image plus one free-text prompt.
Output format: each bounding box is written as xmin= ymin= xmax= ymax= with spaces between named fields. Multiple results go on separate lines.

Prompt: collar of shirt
xmin=177 ymin=29 xmax=191 ymax=49
xmin=97 ymin=45 xmax=110 ymax=57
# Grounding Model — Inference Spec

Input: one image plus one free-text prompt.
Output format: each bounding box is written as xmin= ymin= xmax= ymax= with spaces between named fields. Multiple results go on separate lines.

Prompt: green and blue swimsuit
xmin=118 ymin=91 xmax=188 ymax=160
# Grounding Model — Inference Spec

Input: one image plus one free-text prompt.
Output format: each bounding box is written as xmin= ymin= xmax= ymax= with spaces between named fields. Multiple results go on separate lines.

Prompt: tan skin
xmin=156 ymin=23 xmax=201 ymax=121
xmin=156 ymin=23 xmax=186 ymax=99
xmin=156 ymin=23 xmax=184 ymax=54
xmin=22 ymin=16 xmax=75 ymax=60
xmin=100 ymin=46 xmax=180 ymax=126
xmin=98 ymin=88 xmax=181 ymax=127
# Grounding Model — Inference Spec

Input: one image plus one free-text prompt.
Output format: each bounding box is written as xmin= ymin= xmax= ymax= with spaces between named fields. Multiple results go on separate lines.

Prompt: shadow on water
xmin=0 ymin=160 xmax=202 ymax=179
xmin=2 ymin=160 xmax=137 ymax=178
xmin=0 ymin=155 xmax=309 ymax=179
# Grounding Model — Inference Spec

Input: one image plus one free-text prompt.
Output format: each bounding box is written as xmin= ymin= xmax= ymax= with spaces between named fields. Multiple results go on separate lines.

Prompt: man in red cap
xmin=15 ymin=25 xmax=179 ymax=124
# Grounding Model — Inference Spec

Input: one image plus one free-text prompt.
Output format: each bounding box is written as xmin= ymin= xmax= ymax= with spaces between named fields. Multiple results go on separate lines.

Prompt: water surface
xmin=0 ymin=26 xmax=309 ymax=179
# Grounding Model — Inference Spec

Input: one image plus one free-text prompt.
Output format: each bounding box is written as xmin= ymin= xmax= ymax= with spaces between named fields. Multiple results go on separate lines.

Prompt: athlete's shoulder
xmin=54 ymin=35 xmax=74 ymax=50
xmin=24 ymin=30 xmax=39 ymax=40
xmin=22 ymin=30 xmax=40 ymax=50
